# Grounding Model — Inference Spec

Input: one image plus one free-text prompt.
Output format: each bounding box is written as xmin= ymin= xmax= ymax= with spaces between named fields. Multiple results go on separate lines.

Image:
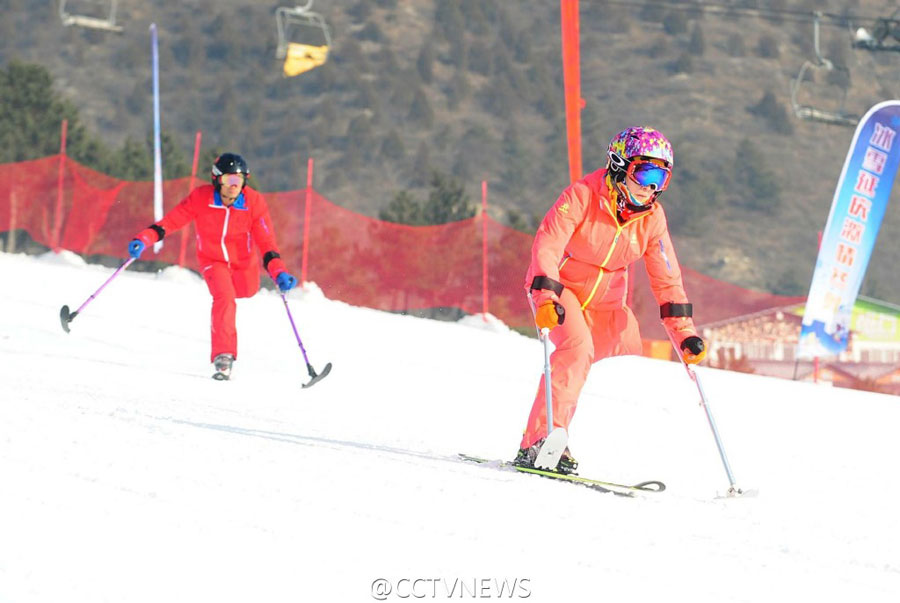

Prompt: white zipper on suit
xmin=220 ymin=206 xmax=231 ymax=264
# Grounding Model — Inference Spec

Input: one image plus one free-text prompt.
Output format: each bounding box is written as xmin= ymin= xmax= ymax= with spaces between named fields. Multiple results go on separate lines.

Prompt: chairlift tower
xmin=59 ymin=0 xmax=123 ymax=33
xmin=789 ymin=12 xmax=858 ymax=128
xmin=275 ymin=1 xmax=332 ymax=60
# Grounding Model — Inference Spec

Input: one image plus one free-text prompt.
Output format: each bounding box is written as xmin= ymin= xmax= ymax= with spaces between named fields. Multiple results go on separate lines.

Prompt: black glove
xmin=680 ymin=336 xmax=706 ymax=364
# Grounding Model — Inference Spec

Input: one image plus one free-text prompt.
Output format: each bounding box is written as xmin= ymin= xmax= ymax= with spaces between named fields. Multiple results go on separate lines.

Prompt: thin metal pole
xmin=685 ymin=363 xmax=737 ymax=489
xmin=668 ymin=331 xmax=742 ymax=495
xmin=541 ymin=327 xmax=554 ymax=438
xmin=280 ymin=292 xmax=311 ymax=365
xmin=74 ymin=258 xmax=135 ymax=315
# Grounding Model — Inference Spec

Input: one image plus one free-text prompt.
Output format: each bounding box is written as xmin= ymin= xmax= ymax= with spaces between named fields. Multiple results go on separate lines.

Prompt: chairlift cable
xmin=588 ymin=0 xmax=895 ymax=29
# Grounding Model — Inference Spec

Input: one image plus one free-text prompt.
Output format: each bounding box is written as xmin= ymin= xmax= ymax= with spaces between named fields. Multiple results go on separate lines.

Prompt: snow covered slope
xmin=1 ymin=250 xmax=899 ymax=602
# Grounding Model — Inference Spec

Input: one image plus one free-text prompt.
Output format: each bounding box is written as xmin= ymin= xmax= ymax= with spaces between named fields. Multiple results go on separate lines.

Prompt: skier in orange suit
xmin=515 ymin=127 xmax=706 ymax=474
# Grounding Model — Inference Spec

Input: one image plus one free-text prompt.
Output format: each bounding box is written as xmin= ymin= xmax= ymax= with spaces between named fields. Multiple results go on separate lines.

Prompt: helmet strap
xmin=613 ymin=179 xmax=656 ymax=219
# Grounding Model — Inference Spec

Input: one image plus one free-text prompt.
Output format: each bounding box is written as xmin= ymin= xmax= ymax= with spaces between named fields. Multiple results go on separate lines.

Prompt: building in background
xmin=700 ymin=296 xmax=900 ymax=394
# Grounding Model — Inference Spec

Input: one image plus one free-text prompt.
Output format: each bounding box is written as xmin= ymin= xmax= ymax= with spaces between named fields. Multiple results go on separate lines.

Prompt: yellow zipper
xmin=579 ymin=195 xmax=650 ymax=310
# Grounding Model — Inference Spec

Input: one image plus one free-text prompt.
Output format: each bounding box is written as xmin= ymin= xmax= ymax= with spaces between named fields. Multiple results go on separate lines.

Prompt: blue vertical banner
xmin=798 ymin=101 xmax=900 ymax=358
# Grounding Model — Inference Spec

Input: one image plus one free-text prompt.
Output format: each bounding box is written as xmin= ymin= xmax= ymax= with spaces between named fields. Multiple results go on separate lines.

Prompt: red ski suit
xmin=521 ymin=168 xmax=698 ymax=449
xmin=133 ymin=185 xmax=289 ymax=362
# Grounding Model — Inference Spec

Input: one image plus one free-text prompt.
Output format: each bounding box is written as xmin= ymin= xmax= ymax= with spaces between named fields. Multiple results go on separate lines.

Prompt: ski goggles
xmin=626 ymin=159 xmax=671 ymax=192
xmin=219 ymin=173 xmax=246 ymax=186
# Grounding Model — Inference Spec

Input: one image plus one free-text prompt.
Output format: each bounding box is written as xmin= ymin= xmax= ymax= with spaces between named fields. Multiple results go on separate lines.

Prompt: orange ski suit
xmin=521 ymin=168 xmax=698 ymax=448
xmin=132 ymin=185 xmax=289 ymax=362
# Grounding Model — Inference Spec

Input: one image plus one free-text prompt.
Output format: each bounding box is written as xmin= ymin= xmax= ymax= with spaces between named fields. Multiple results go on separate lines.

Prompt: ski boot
xmin=557 ymin=448 xmax=579 ymax=475
xmin=513 ymin=429 xmax=576 ymax=474
xmin=212 ymin=353 xmax=234 ymax=381
xmin=513 ymin=439 xmax=578 ymax=475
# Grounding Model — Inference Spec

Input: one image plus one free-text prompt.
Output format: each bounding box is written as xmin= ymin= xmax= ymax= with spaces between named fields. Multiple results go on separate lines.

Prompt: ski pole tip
xmin=59 ymin=305 xmax=72 ymax=333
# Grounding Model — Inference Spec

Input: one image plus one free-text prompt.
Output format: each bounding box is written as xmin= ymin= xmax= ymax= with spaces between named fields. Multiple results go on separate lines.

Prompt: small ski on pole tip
xmin=302 ymin=361 xmax=332 ymax=388
xmin=59 ymin=305 xmax=77 ymax=333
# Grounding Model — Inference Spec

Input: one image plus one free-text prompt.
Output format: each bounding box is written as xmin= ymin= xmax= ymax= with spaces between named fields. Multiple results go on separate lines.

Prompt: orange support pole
xmin=560 ymin=0 xmax=583 ymax=183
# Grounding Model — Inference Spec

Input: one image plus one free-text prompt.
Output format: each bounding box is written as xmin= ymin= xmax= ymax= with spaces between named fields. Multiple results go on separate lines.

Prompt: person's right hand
xmin=128 ymin=239 xmax=146 ymax=259
xmin=535 ymin=300 xmax=565 ymax=330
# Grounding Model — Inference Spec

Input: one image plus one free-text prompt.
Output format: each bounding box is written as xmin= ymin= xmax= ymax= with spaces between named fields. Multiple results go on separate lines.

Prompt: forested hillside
xmin=2 ymin=0 xmax=900 ymax=301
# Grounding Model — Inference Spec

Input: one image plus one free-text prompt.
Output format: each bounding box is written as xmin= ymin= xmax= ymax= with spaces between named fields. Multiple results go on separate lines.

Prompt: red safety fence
xmin=1 ymin=155 xmax=804 ymax=334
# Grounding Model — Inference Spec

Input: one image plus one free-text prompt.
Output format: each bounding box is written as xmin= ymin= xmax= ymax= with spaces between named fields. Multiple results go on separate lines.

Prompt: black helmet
xmin=211 ymin=153 xmax=250 ymax=188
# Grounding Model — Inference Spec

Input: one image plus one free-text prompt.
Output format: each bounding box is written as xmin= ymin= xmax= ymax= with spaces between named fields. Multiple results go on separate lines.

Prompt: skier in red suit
xmin=127 ymin=153 xmax=297 ymax=380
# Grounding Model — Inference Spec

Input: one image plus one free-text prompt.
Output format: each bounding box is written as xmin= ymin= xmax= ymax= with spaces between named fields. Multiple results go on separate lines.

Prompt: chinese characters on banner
xmin=798 ymin=101 xmax=900 ymax=358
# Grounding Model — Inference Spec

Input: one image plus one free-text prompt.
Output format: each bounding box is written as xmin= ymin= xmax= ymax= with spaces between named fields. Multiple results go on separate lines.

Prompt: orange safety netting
xmin=1 ymin=155 xmax=804 ymax=333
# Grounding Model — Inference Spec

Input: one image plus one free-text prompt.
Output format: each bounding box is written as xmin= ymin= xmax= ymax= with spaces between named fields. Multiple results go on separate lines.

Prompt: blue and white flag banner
xmin=798 ymin=100 xmax=900 ymax=359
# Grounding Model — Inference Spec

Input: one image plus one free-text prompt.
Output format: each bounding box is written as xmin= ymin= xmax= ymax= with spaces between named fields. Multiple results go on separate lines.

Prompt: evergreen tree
xmin=688 ymin=22 xmax=706 ymax=56
xmin=726 ymin=34 xmax=746 ymax=57
xmin=671 ymin=52 xmax=694 ymax=74
xmin=447 ymin=65 xmax=470 ymax=110
xmin=748 ymin=90 xmax=794 ymax=135
xmin=757 ymin=34 xmax=780 ymax=59
xmin=380 ymin=172 xmax=475 ymax=225
xmin=416 ymin=40 xmax=435 ymax=84
xmin=501 ymin=125 xmax=531 ymax=198
xmin=381 ymin=129 xmax=405 ymax=161
xmin=435 ymin=0 xmax=465 ymax=52
xmin=0 ymin=61 xmax=101 ymax=165
xmin=423 ymin=171 xmax=476 ymax=224
xmin=411 ymin=141 xmax=431 ymax=186
xmin=409 ymin=88 xmax=434 ymax=128
xmin=662 ymin=11 xmax=689 ymax=35
xmin=379 ymin=190 xmax=424 ymax=225
xmin=506 ymin=208 xmax=535 ymax=233
xmin=733 ymin=138 xmax=780 ymax=211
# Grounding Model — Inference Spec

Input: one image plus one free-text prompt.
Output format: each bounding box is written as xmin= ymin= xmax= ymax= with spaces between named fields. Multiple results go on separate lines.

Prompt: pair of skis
xmin=59 ymin=258 xmax=331 ymax=388
xmin=459 ymin=427 xmax=665 ymax=498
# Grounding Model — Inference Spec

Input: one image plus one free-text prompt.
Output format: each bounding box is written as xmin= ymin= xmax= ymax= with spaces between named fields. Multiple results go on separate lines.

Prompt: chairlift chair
xmin=789 ymin=12 xmax=858 ymax=128
xmin=59 ymin=0 xmax=123 ymax=33
xmin=275 ymin=1 xmax=332 ymax=60
xmin=852 ymin=9 xmax=900 ymax=53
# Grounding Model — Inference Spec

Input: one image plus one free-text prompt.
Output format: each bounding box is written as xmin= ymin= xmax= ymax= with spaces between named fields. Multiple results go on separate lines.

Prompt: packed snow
xmin=1 ymin=249 xmax=899 ymax=603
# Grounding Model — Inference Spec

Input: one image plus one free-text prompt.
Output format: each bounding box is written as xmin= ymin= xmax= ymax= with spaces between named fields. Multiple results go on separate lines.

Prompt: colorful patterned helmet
xmin=606 ymin=127 xmax=674 ymax=173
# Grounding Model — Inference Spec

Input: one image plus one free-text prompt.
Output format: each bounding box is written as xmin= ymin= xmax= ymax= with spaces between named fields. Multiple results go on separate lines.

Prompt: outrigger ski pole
xmin=280 ymin=292 xmax=332 ymax=388
xmin=526 ymin=293 xmax=555 ymax=436
xmin=60 ymin=257 xmax=136 ymax=333
xmin=540 ymin=326 xmax=554 ymax=437
xmin=667 ymin=331 xmax=747 ymax=497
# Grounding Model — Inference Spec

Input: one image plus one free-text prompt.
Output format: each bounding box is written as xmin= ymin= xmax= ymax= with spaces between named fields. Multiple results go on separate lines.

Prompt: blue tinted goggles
xmin=627 ymin=159 xmax=671 ymax=192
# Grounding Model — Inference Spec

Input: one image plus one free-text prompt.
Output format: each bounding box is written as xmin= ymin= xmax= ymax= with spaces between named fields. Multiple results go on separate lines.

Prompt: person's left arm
xmin=248 ymin=190 xmax=295 ymax=290
xmin=643 ymin=209 xmax=706 ymax=364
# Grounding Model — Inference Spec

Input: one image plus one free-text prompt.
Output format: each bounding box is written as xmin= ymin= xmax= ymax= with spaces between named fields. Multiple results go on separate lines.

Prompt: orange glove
xmin=535 ymin=300 xmax=565 ymax=330
xmin=680 ymin=336 xmax=706 ymax=364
